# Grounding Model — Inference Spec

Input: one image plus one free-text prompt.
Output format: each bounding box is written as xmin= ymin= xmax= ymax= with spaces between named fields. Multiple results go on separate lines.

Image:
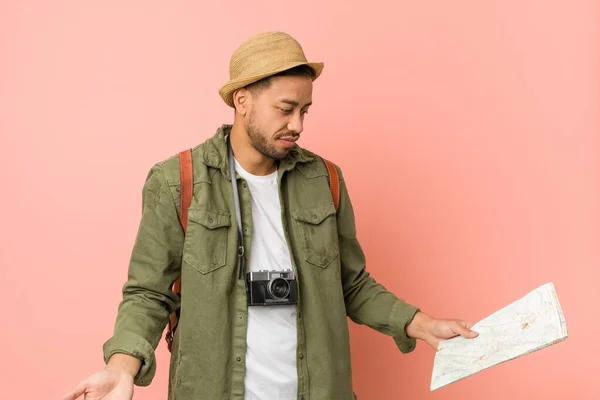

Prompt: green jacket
xmin=102 ymin=124 xmax=420 ymax=399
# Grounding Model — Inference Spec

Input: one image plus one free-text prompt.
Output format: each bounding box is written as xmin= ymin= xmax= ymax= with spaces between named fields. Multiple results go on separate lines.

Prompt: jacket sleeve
xmin=102 ymin=164 xmax=184 ymax=386
xmin=336 ymin=166 xmax=421 ymax=353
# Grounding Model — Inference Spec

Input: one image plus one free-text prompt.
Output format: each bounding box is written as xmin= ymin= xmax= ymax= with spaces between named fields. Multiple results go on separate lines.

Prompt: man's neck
xmin=229 ymin=124 xmax=277 ymax=176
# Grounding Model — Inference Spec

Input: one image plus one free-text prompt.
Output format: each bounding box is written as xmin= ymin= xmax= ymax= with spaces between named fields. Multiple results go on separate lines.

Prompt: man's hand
xmin=60 ymin=368 xmax=134 ymax=400
xmin=406 ymin=311 xmax=479 ymax=350
xmin=61 ymin=354 xmax=140 ymax=400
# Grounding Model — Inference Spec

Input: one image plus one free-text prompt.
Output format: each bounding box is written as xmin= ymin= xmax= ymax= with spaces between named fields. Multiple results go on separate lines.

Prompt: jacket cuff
xmin=389 ymin=300 xmax=421 ymax=353
xmin=102 ymin=331 xmax=157 ymax=387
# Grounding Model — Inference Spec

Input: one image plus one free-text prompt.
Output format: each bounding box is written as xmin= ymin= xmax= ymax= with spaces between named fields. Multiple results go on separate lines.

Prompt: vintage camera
xmin=246 ymin=269 xmax=298 ymax=306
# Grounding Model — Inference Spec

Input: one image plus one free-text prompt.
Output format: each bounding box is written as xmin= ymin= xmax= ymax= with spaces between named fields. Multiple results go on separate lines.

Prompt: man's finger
xmin=60 ymin=379 xmax=87 ymax=400
xmin=454 ymin=321 xmax=479 ymax=338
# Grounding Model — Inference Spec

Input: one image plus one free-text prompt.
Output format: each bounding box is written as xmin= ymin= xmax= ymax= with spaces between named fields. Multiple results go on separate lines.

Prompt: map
xmin=430 ymin=282 xmax=568 ymax=391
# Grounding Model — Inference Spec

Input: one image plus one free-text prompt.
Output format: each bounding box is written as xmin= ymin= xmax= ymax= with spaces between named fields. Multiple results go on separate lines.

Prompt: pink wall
xmin=1 ymin=1 xmax=598 ymax=399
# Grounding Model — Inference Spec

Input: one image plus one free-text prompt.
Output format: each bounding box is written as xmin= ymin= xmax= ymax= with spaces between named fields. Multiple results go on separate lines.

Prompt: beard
xmin=246 ymin=108 xmax=296 ymax=160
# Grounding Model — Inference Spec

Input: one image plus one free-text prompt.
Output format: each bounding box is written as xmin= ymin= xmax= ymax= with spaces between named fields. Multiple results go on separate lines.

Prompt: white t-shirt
xmin=234 ymin=159 xmax=298 ymax=400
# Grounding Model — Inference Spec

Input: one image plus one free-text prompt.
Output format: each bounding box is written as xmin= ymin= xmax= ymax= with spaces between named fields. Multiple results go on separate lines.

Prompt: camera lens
xmin=267 ymin=278 xmax=290 ymax=300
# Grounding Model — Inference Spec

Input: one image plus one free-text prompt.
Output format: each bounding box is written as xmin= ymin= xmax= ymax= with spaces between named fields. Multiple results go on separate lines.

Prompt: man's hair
xmin=245 ymin=64 xmax=316 ymax=96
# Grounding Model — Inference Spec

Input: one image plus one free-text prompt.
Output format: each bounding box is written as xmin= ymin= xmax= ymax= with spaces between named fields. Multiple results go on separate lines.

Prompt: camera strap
xmin=226 ymin=134 xmax=341 ymax=281
xmin=227 ymin=135 xmax=247 ymax=280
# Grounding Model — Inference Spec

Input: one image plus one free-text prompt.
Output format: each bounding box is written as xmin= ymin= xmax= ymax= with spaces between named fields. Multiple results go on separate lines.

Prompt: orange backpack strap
xmin=178 ymin=148 xmax=193 ymax=232
xmin=166 ymin=148 xmax=193 ymax=352
xmin=322 ymin=158 xmax=340 ymax=212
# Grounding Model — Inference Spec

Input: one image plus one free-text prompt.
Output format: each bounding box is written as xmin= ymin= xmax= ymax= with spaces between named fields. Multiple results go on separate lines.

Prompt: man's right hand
xmin=61 ymin=354 xmax=141 ymax=400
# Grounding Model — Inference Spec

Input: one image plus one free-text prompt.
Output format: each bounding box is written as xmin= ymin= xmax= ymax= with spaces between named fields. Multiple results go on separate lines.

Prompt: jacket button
xmin=299 ymin=353 xmax=304 ymax=359
xmin=236 ymin=357 xmax=241 ymax=362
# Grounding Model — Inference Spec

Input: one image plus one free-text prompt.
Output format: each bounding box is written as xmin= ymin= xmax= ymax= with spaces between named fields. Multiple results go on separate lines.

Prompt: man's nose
xmin=287 ymin=113 xmax=304 ymax=135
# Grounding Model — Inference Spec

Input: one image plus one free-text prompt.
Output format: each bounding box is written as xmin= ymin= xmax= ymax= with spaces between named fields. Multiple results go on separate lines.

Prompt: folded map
xmin=430 ymin=282 xmax=568 ymax=391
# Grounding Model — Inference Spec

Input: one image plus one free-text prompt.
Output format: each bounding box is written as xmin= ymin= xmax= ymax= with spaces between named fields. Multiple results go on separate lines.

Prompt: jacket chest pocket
xmin=291 ymin=202 xmax=339 ymax=268
xmin=182 ymin=207 xmax=231 ymax=274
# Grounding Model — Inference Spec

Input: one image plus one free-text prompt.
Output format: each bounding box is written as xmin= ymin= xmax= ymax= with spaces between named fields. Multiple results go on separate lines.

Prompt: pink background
xmin=1 ymin=1 xmax=598 ymax=399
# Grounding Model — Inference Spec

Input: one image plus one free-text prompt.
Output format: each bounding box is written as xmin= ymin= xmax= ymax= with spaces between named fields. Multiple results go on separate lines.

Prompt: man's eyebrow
xmin=280 ymin=99 xmax=312 ymax=107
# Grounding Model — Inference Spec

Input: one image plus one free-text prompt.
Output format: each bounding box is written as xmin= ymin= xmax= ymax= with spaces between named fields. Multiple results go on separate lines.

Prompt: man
xmin=62 ymin=31 xmax=478 ymax=400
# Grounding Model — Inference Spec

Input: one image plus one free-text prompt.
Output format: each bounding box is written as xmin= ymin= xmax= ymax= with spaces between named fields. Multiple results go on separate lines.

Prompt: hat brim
xmin=218 ymin=61 xmax=324 ymax=108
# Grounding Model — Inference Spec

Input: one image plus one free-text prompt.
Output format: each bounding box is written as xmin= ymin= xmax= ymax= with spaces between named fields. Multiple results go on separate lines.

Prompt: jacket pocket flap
xmin=188 ymin=208 xmax=231 ymax=229
xmin=291 ymin=202 xmax=337 ymax=225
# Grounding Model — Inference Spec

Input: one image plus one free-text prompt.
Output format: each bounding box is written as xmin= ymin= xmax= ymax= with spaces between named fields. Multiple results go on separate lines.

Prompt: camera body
xmin=246 ymin=269 xmax=298 ymax=306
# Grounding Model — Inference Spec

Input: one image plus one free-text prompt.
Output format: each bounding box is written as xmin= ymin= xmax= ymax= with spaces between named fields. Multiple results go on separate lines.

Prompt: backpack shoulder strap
xmin=322 ymin=157 xmax=340 ymax=212
xmin=178 ymin=148 xmax=193 ymax=231
xmin=166 ymin=148 xmax=193 ymax=352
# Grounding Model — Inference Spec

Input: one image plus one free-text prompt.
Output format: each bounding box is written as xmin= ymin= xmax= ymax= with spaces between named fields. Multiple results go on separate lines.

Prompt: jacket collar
xmin=201 ymin=124 xmax=315 ymax=180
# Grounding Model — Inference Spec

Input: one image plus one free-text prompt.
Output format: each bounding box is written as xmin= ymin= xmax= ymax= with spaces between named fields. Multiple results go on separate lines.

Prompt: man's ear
xmin=233 ymin=88 xmax=250 ymax=116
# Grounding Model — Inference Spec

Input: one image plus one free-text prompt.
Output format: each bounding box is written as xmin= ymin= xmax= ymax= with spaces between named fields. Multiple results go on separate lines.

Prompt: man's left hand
xmin=406 ymin=311 xmax=479 ymax=350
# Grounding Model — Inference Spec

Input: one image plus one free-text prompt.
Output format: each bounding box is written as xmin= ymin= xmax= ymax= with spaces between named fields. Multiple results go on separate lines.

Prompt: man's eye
xmin=280 ymin=108 xmax=292 ymax=113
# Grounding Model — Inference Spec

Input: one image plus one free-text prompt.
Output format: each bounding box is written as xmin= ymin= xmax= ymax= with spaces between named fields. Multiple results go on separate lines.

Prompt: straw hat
xmin=218 ymin=31 xmax=324 ymax=108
